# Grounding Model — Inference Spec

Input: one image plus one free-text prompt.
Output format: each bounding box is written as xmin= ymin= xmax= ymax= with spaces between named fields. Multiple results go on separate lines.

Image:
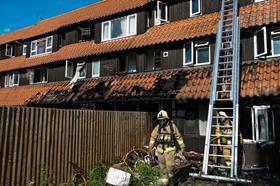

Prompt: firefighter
xmin=149 ymin=110 xmax=185 ymax=186
xmin=216 ymin=111 xmax=243 ymax=167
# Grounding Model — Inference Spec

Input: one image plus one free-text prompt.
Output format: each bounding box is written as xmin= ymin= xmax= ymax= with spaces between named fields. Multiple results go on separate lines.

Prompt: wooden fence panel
xmin=0 ymin=107 xmax=153 ymax=185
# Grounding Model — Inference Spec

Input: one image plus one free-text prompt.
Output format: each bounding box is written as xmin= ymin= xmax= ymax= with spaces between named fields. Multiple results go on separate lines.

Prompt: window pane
xmin=256 ymin=109 xmax=269 ymax=141
xmin=128 ymin=54 xmax=137 ymax=73
xmin=23 ymin=45 xmax=27 ymax=55
xmin=6 ymin=44 xmax=12 ymax=56
xmin=103 ymin=22 xmax=110 ymax=40
xmin=192 ymin=0 xmax=199 ymax=14
xmin=37 ymin=40 xmax=46 ymax=55
xmin=256 ymin=29 xmax=265 ymax=55
xmin=66 ymin=61 xmax=74 ymax=78
xmin=197 ymin=47 xmax=209 ymax=64
xmin=13 ymin=73 xmax=19 ymax=85
xmin=47 ymin=37 xmax=52 ymax=47
xmin=111 ymin=17 xmax=127 ymax=39
xmin=184 ymin=43 xmax=192 ymax=64
xmin=92 ymin=61 xmax=100 ymax=77
xmin=159 ymin=2 xmax=166 ymax=21
xmin=273 ymin=36 xmax=280 ymax=55
xmin=31 ymin=42 xmax=36 ymax=51
xmin=128 ymin=15 xmax=136 ymax=35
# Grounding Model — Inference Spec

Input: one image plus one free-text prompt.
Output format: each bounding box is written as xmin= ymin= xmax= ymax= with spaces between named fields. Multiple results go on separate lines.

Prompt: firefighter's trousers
xmin=157 ymin=150 xmax=176 ymax=185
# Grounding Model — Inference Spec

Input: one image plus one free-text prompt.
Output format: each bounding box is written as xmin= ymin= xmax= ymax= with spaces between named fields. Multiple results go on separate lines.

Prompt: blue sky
xmin=0 ymin=0 xmax=100 ymax=35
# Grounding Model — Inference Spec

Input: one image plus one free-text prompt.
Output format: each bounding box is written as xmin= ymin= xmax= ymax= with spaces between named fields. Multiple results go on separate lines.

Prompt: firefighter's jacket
xmin=216 ymin=119 xmax=243 ymax=145
xmin=149 ymin=121 xmax=185 ymax=154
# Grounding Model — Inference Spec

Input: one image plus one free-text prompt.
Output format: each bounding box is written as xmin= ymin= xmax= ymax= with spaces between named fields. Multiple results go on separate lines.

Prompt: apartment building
xmin=0 ymin=0 xmax=279 ymax=170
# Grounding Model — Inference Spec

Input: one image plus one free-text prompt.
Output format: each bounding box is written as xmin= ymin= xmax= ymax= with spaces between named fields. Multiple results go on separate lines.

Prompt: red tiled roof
xmin=176 ymin=60 xmax=280 ymax=99
xmin=0 ymin=0 xmax=152 ymax=45
xmin=0 ymin=84 xmax=60 ymax=106
xmin=0 ymin=60 xmax=279 ymax=106
xmin=0 ymin=13 xmax=220 ymax=73
xmin=1 ymin=1 xmax=280 ymax=73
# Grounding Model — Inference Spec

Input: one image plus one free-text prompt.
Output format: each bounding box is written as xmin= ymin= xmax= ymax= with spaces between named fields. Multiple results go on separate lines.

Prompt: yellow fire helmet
xmin=157 ymin=110 xmax=169 ymax=120
xmin=219 ymin=111 xmax=228 ymax=117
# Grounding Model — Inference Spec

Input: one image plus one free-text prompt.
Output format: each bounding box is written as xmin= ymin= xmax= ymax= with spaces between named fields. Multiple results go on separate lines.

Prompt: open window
xmin=127 ymin=53 xmax=137 ymax=73
xmin=77 ymin=63 xmax=86 ymax=79
xmin=249 ymin=106 xmax=275 ymax=143
xmin=155 ymin=1 xmax=168 ymax=25
xmin=195 ymin=41 xmax=210 ymax=65
xmin=92 ymin=59 xmax=100 ymax=78
xmin=271 ymin=30 xmax=280 ymax=57
xmin=5 ymin=44 xmax=13 ymax=57
xmin=145 ymin=49 xmax=162 ymax=71
xmin=4 ymin=72 xmax=19 ymax=87
xmin=29 ymin=68 xmax=48 ymax=84
xmin=65 ymin=60 xmax=75 ymax=78
xmin=254 ymin=27 xmax=267 ymax=58
xmin=190 ymin=0 xmax=201 ymax=17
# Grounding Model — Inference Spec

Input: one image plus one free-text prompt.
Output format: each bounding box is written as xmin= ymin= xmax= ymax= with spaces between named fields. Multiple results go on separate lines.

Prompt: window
xmin=250 ymin=106 xmax=275 ymax=143
xmin=155 ymin=1 xmax=168 ymax=25
xmin=92 ymin=59 xmax=100 ymax=78
xmin=183 ymin=42 xmax=193 ymax=66
xmin=196 ymin=42 xmax=210 ymax=65
xmin=183 ymin=41 xmax=210 ymax=66
xmin=102 ymin=14 xmax=137 ymax=41
xmin=271 ymin=30 xmax=280 ymax=56
xmin=22 ymin=44 xmax=27 ymax=56
xmin=65 ymin=60 xmax=75 ymax=78
xmin=31 ymin=36 xmax=53 ymax=56
xmin=254 ymin=27 xmax=267 ymax=58
xmin=145 ymin=49 xmax=162 ymax=71
xmin=128 ymin=53 xmax=137 ymax=73
xmin=5 ymin=44 xmax=13 ymax=57
xmin=30 ymin=68 xmax=48 ymax=84
xmin=190 ymin=0 xmax=201 ymax=17
xmin=77 ymin=63 xmax=86 ymax=79
xmin=4 ymin=72 xmax=19 ymax=87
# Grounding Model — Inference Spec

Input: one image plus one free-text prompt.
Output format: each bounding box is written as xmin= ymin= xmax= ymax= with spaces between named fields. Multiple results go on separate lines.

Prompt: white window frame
xmin=245 ymin=105 xmax=275 ymax=144
xmin=5 ymin=44 xmax=13 ymax=57
xmin=65 ymin=60 xmax=75 ymax=78
xmin=254 ymin=27 xmax=267 ymax=58
xmin=4 ymin=72 xmax=19 ymax=87
xmin=195 ymin=41 xmax=210 ymax=65
xmin=30 ymin=36 xmax=53 ymax=57
xmin=101 ymin=14 xmax=137 ymax=42
xmin=22 ymin=44 xmax=27 ymax=56
xmin=92 ymin=59 xmax=100 ymax=78
xmin=155 ymin=1 xmax=168 ymax=26
xmin=271 ymin=30 xmax=280 ymax=57
xmin=190 ymin=0 xmax=201 ymax=17
xmin=183 ymin=42 xmax=194 ymax=66
xmin=255 ymin=0 xmax=264 ymax=2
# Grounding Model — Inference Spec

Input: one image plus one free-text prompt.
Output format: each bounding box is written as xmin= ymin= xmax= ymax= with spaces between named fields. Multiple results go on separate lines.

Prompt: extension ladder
xmin=190 ymin=0 xmax=250 ymax=183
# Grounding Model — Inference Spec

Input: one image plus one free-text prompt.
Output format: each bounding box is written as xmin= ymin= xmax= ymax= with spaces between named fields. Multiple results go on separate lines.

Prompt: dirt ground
xmin=174 ymin=168 xmax=280 ymax=186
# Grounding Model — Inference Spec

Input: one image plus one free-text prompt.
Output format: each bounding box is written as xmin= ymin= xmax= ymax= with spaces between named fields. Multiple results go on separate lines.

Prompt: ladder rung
xmin=220 ymin=48 xmax=232 ymax=51
xmin=218 ymin=68 xmax=232 ymax=71
xmin=209 ymin=154 xmax=232 ymax=158
xmin=213 ymin=116 xmax=233 ymax=119
xmin=219 ymin=55 xmax=232 ymax=58
xmin=212 ymin=125 xmax=233 ymax=128
xmin=216 ymin=98 xmax=232 ymax=101
xmin=211 ymin=134 xmax=232 ymax=137
xmin=217 ymin=83 xmax=231 ymax=86
xmin=217 ymin=90 xmax=231 ymax=93
xmin=213 ymin=108 xmax=233 ymax=110
xmin=218 ymin=75 xmax=232 ymax=78
xmin=210 ymin=144 xmax=232 ymax=147
xmin=218 ymin=62 xmax=233 ymax=65
xmin=208 ymin=164 xmax=231 ymax=169
xmin=222 ymin=36 xmax=232 ymax=40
